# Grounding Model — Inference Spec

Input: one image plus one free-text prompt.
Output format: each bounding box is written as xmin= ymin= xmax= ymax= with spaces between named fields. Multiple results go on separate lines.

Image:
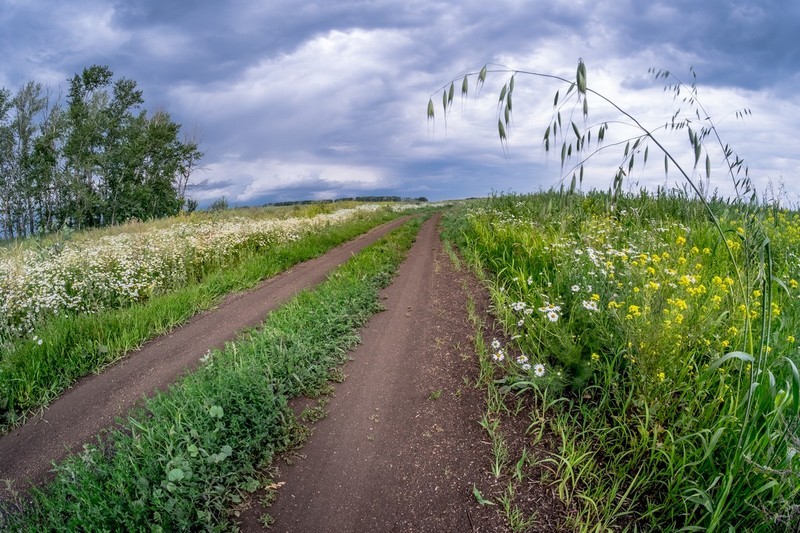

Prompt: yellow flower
xmin=676 ymin=236 xmax=687 ymax=245
xmin=657 ymin=371 xmax=666 ymax=382
xmin=703 ymin=248 xmax=711 ymax=255
xmin=691 ymin=246 xmax=700 ymax=254
xmin=591 ymin=353 xmax=600 ymax=362
xmin=591 ymin=293 xmax=600 ymax=301
xmin=788 ymin=335 xmax=795 ymax=344
xmin=790 ymin=279 xmax=798 ymax=289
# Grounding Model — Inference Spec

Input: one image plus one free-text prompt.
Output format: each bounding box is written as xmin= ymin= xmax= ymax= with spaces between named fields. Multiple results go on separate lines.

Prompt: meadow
xmin=1 ymin=217 xmax=423 ymax=531
xmin=0 ymin=202 xmax=419 ymax=430
xmin=444 ymin=191 xmax=800 ymax=531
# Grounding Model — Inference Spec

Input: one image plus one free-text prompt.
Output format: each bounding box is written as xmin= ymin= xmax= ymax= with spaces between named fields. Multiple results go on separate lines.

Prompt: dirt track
xmin=0 ymin=216 xmax=410 ymax=494
xmin=239 ymin=214 xmax=498 ymax=532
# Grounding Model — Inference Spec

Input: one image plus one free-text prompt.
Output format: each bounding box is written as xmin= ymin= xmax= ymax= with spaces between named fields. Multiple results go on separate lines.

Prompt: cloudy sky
xmin=1 ymin=0 xmax=798 ymax=206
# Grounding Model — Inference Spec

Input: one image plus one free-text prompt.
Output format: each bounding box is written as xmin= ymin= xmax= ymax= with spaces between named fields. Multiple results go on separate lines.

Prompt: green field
xmin=443 ymin=191 xmax=800 ymax=531
xmin=0 ymin=203 xmax=417 ymax=431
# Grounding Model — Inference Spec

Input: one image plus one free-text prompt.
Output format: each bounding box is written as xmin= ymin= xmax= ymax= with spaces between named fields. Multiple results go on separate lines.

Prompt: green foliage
xmin=431 ymin=59 xmax=800 ymax=528
xmin=448 ymin=192 xmax=800 ymax=530
xmin=208 ymin=197 xmax=229 ymax=212
xmin=2 ymin=217 xmax=421 ymax=531
xmin=0 ymin=208 xmax=401 ymax=431
xmin=0 ymin=65 xmax=203 ymax=239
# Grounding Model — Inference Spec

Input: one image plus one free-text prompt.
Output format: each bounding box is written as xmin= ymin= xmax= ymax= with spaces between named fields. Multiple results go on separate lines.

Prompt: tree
xmin=0 ymin=66 xmax=203 ymax=237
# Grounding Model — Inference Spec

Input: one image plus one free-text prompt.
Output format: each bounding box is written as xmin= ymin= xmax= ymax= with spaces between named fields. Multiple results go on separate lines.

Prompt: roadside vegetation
xmin=444 ymin=191 xmax=800 ymax=531
xmin=0 ymin=216 xmax=422 ymax=531
xmin=0 ymin=203 xmax=418 ymax=432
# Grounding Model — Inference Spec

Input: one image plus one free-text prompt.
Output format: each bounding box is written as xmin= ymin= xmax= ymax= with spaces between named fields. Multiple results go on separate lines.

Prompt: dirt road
xmin=0 ymin=216 xmax=410 ymax=494
xmin=239 ymin=215 xmax=498 ymax=532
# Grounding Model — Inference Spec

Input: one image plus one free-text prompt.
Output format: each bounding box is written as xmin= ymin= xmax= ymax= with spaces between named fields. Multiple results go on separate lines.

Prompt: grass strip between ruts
xmin=1 ymin=216 xmax=423 ymax=531
xmin=0 ymin=209 xmax=405 ymax=433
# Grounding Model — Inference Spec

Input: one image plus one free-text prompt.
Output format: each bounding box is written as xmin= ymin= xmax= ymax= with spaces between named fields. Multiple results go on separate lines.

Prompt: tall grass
xmin=448 ymin=191 xmax=800 ymax=531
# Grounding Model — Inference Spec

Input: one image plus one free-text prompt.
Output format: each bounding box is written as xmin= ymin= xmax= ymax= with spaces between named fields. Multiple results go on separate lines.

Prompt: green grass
xmin=0 ymin=209 xmax=404 ymax=432
xmin=445 ymin=191 xmax=800 ymax=531
xmin=0 ymin=216 xmax=422 ymax=531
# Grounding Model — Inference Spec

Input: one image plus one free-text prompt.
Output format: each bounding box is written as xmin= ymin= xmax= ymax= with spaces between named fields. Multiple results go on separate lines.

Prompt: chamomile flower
xmin=534 ymin=364 xmax=546 ymax=377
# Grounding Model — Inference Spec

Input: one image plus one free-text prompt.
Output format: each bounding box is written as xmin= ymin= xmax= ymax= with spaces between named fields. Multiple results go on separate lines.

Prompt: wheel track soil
xmin=0 ymin=216 xmax=410 ymax=496
xmin=238 ymin=214 xmax=502 ymax=532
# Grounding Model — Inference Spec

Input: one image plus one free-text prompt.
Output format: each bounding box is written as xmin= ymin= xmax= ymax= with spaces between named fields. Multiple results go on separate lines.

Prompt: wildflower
xmin=790 ymin=279 xmax=798 ymax=289
xmin=591 ymin=293 xmax=600 ymax=301
xmin=657 ymin=371 xmax=666 ymax=382
xmin=491 ymin=339 xmax=501 ymax=350
xmin=788 ymin=335 xmax=795 ymax=343
xmin=534 ymin=364 xmax=546 ymax=377
xmin=591 ymin=353 xmax=600 ymax=362
xmin=492 ymin=349 xmax=505 ymax=362
xmin=546 ymin=311 xmax=559 ymax=322
xmin=517 ymin=319 xmax=524 ymax=327
xmin=511 ymin=301 xmax=526 ymax=312
xmin=516 ymin=354 xmax=529 ymax=365
xmin=676 ymin=236 xmax=687 ymax=246
xmin=582 ymin=300 xmax=599 ymax=312
xmin=527 ymin=276 xmax=533 ymax=286
xmin=521 ymin=363 xmax=531 ymax=371
xmin=571 ymin=285 xmax=580 ymax=292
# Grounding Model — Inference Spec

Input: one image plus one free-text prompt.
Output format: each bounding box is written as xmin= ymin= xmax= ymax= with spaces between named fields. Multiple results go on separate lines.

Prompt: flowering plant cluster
xmin=0 ymin=204 xmax=391 ymax=347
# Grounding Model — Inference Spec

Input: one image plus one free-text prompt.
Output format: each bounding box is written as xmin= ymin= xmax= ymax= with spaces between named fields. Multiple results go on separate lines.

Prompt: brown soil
xmin=0 ymin=216 xmax=410 ymax=495
xmin=237 ymin=214 xmax=533 ymax=532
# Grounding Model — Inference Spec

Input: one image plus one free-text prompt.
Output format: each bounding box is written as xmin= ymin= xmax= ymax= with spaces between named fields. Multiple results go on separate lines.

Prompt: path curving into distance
xmin=239 ymin=214 xmax=496 ymax=532
xmin=0 ymin=216 xmax=411 ymax=495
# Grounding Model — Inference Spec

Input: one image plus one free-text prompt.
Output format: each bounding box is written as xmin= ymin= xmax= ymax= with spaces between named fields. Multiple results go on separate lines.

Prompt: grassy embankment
xmin=0 ymin=203 xmax=412 ymax=432
xmin=1 ymin=216 xmax=423 ymax=531
xmin=444 ymin=191 xmax=800 ymax=532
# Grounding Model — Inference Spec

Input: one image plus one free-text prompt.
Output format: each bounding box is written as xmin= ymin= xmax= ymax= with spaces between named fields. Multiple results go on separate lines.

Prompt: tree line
xmin=0 ymin=65 xmax=202 ymax=239
xmin=262 ymin=196 xmax=428 ymax=207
